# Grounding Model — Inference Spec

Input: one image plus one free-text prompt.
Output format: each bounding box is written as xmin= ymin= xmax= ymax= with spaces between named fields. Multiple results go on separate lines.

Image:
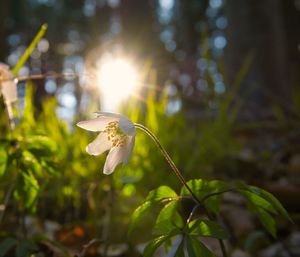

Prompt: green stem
xmin=205 ymin=208 xmax=228 ymax=257
xmin=134 ymin=123 xmax=200 ymax=204
xmin=134 ymin=123 xmax=228 ymax=257
xmin=0 ymin=183 xmax=15 ymax=224
xmin=219 ymin=239 xmax=228 ymax=257
xmin=12 ymin=24 xmax=48 ymax=76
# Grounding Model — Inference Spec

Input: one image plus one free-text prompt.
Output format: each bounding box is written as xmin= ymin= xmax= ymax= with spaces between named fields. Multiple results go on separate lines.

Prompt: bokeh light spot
xmin=97 ymin=58 xmax=139 ymax=109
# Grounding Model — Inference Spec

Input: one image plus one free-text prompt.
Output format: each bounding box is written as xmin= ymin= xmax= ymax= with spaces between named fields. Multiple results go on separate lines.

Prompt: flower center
xmin=103 ymin=121 xmax=127 ymax=147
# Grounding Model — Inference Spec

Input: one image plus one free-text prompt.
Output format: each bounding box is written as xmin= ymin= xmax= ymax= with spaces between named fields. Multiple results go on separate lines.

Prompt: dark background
xmin=1 ymin=0 xmax=300 ymax=119
xmin=1 ymin=1 xmax=300 ymax=256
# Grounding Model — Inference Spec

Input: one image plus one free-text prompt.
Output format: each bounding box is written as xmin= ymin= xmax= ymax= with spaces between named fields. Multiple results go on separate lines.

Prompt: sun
xmin=97 ymin=58 xmax=139 ymax=109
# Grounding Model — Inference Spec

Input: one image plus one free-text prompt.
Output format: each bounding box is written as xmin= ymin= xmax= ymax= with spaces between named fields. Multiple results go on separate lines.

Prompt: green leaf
xmin=186 ymin=236 xmax=216 ymax=257
xmin=164 ymin=238 xmax=172 ymax=254
xmin=188 ymin=219 xmax=229 ymax=239
xmin=154 ymin=201 xmax=183 ymax=234
xmin=186 ymin=236 xmax=197 ymax=257
xmin=129 ymin=201 xmax=153 ymax=234
xmin=24 ymin=171 xmax=39 ymax=203
xmin=181 ymin=180 xmax=228 ymax=196
xmin=204 ymin=181 xmax=229 ymax=214
xmin=25 ymin=135 xmax=57 ymax=156
xmin=144 ymin=231 xmax=179 ymax=257
xmin=129 ymin=186 xmax=178 ymax=234
xmin=240 ymin=190 xmax=277 ymax=215
xmin=15 ymin=170 xmax=40 ymax=212
xmin=181 ymin=179 xmax=229 ymax=214
xmin=204 ymin=195 xmax=223 ymax=215
xmin=239 ymin=185 xmax=278 ymax=237
xmin=146 ymin=186 xmax=177 ymax=202
xmin=256 ymin=208 xmax=277 ymax=237
xmin=207 ymin=180 xmax=229 ymax=191
xmin=40 ymin=159 xmax=59 ymax=176
xmin=15 ymin=240 xmax=38 ymax=257
xmin=247 ymin=186 xmax=291 ymax=222
xmin=0 ymin=147 xmax=8 ymax=177
xmin=181 ymin=179 xmax=204 ymax=196
xmin=21 ymin=151 xmax=42 ymax=176
xmin=12 ymin=24 xmax=48 ymax=76
xmin=0 ymin=237 xmax=17 ymax=257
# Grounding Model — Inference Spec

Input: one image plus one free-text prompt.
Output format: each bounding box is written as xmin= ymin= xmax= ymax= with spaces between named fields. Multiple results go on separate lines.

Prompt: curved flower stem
xmin=219 ymin=240 xmax=228 ymax=257
xmin=134 ymin=123 xmax=228 ymax=257
xmin=134 ymin=123 xmax=201 ymax=204
xmin=204 ymin=208 xmax=228 ymax=257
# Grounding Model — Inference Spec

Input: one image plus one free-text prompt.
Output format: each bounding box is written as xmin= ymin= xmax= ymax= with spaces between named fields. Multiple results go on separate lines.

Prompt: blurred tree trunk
xmin=120 ymin=0 xmax=156 ymax=56
xmin=224 ymin=0 xmax=298 ymax=118
xmin=173 ymin=0 xmax=207 ymax=112
xmin=120 ymin=0 xmax=169 ymax=92
xmin=282 ymin=0 xmax=300 ymax=102
xmin=0 ymin=0 xmax=9 ymax=60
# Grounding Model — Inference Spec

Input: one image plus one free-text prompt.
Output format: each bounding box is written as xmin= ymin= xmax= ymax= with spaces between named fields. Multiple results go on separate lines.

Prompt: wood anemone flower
xmin=77 ymin=112 xmax=136 ymax=175
xmin=0 ymin=63 xmax=18 ymax=104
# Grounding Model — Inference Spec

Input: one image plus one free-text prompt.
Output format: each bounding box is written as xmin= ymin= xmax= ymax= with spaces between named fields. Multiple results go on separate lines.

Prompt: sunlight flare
xmin=97 ymin=58 xmax=139 ymax=109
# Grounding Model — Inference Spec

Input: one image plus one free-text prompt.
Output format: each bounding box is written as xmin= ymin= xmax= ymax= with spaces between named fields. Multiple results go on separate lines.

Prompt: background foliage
xmin=1 ymin=1 xmax=300 ymax=257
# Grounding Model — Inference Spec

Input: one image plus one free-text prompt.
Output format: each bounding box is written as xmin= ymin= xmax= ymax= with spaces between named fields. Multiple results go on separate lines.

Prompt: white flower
xmin=0 ymin=63 xmax=18 ymax=104
xmin=77 ymin=112 xmax=136 ymax=175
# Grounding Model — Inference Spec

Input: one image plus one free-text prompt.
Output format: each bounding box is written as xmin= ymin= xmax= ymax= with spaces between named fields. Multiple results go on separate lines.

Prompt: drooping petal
xmin=103 ymin=146 xmax=128 ymax=175
xmin=123 ymin=136 xmax=135 ymax=164
xmin=103 ymin=136 xmax=135 ymax=174
xmin=77 ymin=112 xmax=136 ymax=175
xmin=86 ymin=132 xmax=112 ymax=156
xmin=77 ymin=116 xmax=118 ymax=132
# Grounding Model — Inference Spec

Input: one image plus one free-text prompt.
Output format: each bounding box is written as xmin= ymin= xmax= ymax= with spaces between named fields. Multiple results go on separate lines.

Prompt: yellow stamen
xmin=104 ymin=121 xmax=127 ymax=147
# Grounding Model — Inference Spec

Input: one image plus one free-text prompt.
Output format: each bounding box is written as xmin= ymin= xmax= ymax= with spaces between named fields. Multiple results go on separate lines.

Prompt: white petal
xmin=103 ymin=147 xmax=126 ymax=175
xmin=77 ymin=116 xmax=118 ymax=132
xmin=95 ymin=112 xmax=135 ymax=135
xmin=86 ymin=132 xmax=112 ymax=156
xmin=123 ymin=136 xmax=135 ymax=164
xmin=103 ymin=136 xmax=135 ymax=175
xmin=119 ymin=116 xmax=136 ymax=136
